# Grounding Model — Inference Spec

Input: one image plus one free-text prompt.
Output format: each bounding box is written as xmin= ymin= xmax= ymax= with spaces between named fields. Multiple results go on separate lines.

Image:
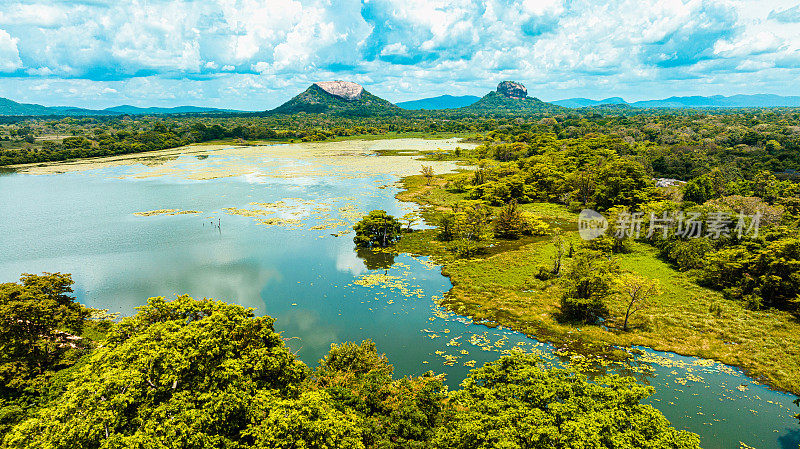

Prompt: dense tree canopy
xmin=434 ymin=354 xmax=700 ymax=449
xmin=1 ymin=293 xmax=699 ymax=449
xmin=4 ymin=295 xmax=309 ymax=448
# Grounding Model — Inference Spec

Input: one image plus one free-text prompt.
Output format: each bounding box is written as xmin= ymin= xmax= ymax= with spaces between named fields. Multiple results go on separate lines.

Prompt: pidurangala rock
xmin=497 ymin=81 xmax=527 ymax=99
xmin=314 ymin=81 xmax=364 ymax=101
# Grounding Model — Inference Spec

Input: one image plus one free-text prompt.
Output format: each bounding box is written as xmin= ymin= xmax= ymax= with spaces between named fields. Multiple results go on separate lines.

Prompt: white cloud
xmin=0 ymin=4 xmax=70 ymax=28
xmin=26 ymin=66 xmax=52 ymax=76
xmin=380 ymin=42 xmax=408 ymax=56
xmin=0 ymin=0 xmax=797 ymax=106
xmin=0 ymin=29 xmax=21 ymax=72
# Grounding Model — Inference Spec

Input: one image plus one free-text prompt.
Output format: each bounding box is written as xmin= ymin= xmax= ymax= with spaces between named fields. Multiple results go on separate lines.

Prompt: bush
xmin=534 ymin=264 xmax=554 ymax=281
xmin=448 ymin=239 xmax=487 ymax=258
xmin=581 ymin=235 xmax=614 ymax=256
xmin=665 ymin=238 xmax=713 ymax=271
xmin=437 ymin=213 xmax=457 ymax=241
xmin=567 ymin=201 xmax=583 ymax=213
xmin=521 ymin=212 xmax=551 ymax=236
xmin=560 ymin=295 xmax=609 ymax=324
xmin=492 ymin=201 xmax=527 ymax=239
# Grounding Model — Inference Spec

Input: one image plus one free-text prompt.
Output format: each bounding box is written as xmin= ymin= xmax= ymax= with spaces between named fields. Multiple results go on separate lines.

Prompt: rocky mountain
xmin=496 ymin=81 xmax=528 ymax=99
xmin=461 ymin=82 xmax=566 ymax=114
xmin=314 ymin=81 xmax=364 ymax=100
xmin=396 ymin=95 xmax=481 ymax=110
xmin=271 ymin=81 xmax=399 ymax=115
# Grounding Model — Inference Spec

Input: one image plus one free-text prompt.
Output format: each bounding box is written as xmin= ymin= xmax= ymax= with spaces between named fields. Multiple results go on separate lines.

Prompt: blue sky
xmin=0 ymin=0 xmax=799 ymax=110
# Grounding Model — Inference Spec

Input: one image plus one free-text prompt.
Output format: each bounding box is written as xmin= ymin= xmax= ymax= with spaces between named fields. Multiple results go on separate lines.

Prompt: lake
xmin=0 ymin=138 xmax=798 ymax=449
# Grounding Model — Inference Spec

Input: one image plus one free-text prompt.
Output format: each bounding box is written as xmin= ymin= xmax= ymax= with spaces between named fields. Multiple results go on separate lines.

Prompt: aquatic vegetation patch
xmin=351 ymin=273 xmax=425 ymax=299
xmin=220 ymin=197 xmax=364 ymax=234
xmin=133 ymin=209 xmax=201 ymax=216
xmin=256 ymin=218 xmax=304 ymax=228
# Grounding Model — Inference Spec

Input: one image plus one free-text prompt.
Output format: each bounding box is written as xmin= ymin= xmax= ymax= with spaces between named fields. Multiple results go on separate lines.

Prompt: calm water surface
xmin=0 ymin=141 xmax=797 ymax=449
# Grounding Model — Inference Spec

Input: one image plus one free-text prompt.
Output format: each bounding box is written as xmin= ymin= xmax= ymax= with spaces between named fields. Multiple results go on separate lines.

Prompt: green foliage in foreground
xmin=0 ymin=274 xmax=111 ymax=437
xmin=437 ymin=355 xmax=699 ymax=449
xmin=0 ymin=273 xmax=88 ymax=391
xmin=0 ymin=288 xmax=700 ymax=449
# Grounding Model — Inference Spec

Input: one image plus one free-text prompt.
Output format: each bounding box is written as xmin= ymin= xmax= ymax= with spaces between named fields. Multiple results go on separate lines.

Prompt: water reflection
xmin=356 ymin=247 xmax=397 ymax=270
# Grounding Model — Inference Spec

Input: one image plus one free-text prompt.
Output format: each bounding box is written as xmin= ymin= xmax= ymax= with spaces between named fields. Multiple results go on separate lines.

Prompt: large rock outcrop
xmin=459 ymin=82 xmax=565 ymax=114
xmin=314 ymin=81 xmax=364 ymax=101
xmin=497 ymin=81 xmax=527 ymax=99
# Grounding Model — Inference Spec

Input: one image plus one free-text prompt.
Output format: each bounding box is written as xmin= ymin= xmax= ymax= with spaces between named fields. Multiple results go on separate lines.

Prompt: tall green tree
xmin=560 ymin=251 xmax=619 ymax=323
xmin=593 ymin=158 xmax=658 ymax=211
xmin=0 ymin=273 xmax=88 ymax=391
xmin=354 ymin=210 xmax=403 ymax=248
xmin=315 ymin=340 xmax=447 ymax=449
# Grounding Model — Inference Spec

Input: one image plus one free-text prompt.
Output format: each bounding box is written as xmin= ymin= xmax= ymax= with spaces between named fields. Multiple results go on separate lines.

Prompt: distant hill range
xmin=4 ymin=88 xmax=800 ymax=117
xmin=551 ymin=97 xmax=628 ymax=108
xmin=0 ymin=97 xmax=240 ymax=116
xmin=270 ymin=81 xmax=400 ymax=115
xmin=397 ymin=95 xmax=481 ymax=110
xmin=553 ymin=94 xmax=800 ymax=108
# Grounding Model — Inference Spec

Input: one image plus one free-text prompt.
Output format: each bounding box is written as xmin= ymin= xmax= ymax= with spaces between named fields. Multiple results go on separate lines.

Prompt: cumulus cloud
xmin=0 ymin=29 xmax=22 ymax=72
xmin=0 ymin=0 xmax=798 ymax=107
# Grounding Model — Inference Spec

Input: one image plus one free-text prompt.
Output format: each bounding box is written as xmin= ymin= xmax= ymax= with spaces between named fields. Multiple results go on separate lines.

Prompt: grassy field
xmin=395 ymin=173 xmax=800 ymax=394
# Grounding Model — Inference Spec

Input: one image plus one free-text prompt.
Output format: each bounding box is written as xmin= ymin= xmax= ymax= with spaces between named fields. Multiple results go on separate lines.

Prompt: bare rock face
xmin=314 ymin=81 xmax=364 ymax=101
xmin=497 ymin=81 xmax=527 ymax=99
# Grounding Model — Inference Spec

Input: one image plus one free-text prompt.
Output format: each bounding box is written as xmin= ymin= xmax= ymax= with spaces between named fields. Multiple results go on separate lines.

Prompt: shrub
xmin=448 ymin=239 xmax=487 ymax=258
xmin=666 ymin=238 xmax=713 ymax=271
xmin=437 ymin=213 xmax=457 ymax=241
xmin=493 ymin=201 xmax=527 ymax=239
xmin=534 ymin=264 xmax=554 ymax=281
xmin=561 ymin=295 xmax=609 ymax=324
xmin=521 ymin=212 xmax=551 ymax=236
